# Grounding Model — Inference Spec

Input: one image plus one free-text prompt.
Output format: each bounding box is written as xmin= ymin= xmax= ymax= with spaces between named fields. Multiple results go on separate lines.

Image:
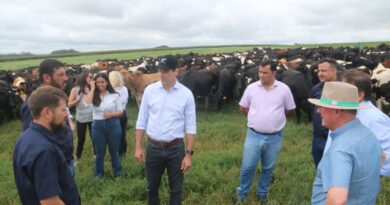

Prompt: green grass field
xmin=1 ymin=101 xmax=389 ymax=205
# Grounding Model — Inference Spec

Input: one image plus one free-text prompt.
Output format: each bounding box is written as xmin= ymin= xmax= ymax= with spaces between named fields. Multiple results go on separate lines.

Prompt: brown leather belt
xmin=147 ymin=137 xmax=182 ymax=148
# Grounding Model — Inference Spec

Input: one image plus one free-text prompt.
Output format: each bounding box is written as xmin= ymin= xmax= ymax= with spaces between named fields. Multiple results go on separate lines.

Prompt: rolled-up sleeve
xmin=185 ymin=93 xmax=196 ymax=135
xmin=136 ymin=89 xmax=149 ymax=130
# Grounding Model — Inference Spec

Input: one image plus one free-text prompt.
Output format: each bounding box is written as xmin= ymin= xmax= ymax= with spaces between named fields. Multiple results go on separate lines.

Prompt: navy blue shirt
xmin=13 ymin=122 xmax=80 ymax=205
xmin=310 ymin=83 xmax=329 ymax=139
xmin=20 ymin=99 xmax=74 ymax=163
xmin=20 ymin=99 xmax=32 ymax=131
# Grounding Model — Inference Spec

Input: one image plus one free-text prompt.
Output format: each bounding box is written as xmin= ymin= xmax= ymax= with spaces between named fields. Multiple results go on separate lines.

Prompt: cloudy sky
xmin=1 ymin=0 xmax=389 ymax=54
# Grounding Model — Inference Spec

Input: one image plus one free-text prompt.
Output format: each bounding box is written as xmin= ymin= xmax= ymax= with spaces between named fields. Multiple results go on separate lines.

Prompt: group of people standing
xmin=63 ymin=64 xmax=129 ymax=177
xmin=234 ymin=58 xmax=390 ymax=205
xmin=12 ymin=55 xmax=196 ymax=205
xmin=11 ymin=55 xmax=390 ymax=205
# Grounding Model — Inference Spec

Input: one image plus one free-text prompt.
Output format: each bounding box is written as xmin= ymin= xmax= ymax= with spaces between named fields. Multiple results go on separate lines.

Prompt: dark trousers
xmin=145 ymin=140 xmax=185 ymax=205
xmin=311 ymin=136 xmax=327 ymax=168
xmin=76 ymin=121 xmax=93 ymax=159
xmin=119 ymin=111 xmax=128 ymax=156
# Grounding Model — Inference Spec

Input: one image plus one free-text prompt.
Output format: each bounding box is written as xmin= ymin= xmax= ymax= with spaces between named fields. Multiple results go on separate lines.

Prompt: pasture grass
xmin=1 ymin=100 xmax=389 ymax=204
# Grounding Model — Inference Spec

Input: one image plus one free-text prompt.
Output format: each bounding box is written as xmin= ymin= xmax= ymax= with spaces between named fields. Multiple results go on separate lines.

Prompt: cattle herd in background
xmin=1 ymin=44 xmax=390 ymax=124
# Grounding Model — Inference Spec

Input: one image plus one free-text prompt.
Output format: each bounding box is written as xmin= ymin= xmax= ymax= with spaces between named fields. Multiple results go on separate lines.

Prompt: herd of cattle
xmin=1 ymin=44 xmax=390 ymax=124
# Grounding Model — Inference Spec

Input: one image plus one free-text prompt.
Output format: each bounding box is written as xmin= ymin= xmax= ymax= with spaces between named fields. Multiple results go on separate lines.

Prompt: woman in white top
xmin=68 ymin=71 xmax=94 ymax=160
xmin=85 ymin=73 xmax=123 ymax=177
xmin=109 ymin=71 xmax=129 ymax=157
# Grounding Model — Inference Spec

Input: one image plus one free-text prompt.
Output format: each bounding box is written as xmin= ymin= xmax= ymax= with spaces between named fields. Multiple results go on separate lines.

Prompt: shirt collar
xmin=360 ymin=100 xmax=373 ymax=107
xmin=158 ymin=80 xmax=180 ymax=90
xmin=29 ymin=122 xmax=59 ymax=144
xmin=330 ymin=118 xmax=360 ymax=140
xmin=258 ymin=80 xmax=278 ymax=88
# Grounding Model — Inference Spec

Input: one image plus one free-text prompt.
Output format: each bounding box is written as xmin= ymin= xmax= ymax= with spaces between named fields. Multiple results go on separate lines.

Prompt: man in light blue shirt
xmin=324 ymin=69 xmax=390 ymax=176
xmin=134 ymin=55 xmax=196 ymax=205
xmin=309 ymin=82 xmax=381 ymax=205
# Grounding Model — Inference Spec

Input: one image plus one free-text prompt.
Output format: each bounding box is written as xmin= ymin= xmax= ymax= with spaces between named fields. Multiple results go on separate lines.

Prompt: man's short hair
xmin=317 ymin=58 xmax=339 ymax=70
xmin=260 ymin=60 xmax=277 ymax=72
xmin=39 ymin=59 xmax=65 ymax=81
xmin=29 ymin=86 xmax=68 ymax=119
xmin=342 ymin=69 xmax=372 ymax=101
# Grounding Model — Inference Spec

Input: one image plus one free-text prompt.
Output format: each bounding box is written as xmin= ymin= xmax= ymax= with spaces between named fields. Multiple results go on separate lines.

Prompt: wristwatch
xmin=185 ymin=149 xmax=194 ymax=156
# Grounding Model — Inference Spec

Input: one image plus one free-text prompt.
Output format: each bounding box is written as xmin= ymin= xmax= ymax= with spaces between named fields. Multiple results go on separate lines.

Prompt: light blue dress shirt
xmin=312 ymin=119 xmax=381 ymax=205
xmin=324 ymin=100 xmax=390 ymax=176
xmin=136 ymin=81 xmax=196 ymax=142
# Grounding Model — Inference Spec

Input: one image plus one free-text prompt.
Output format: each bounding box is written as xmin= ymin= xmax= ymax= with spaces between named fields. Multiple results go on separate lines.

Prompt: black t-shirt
xmin=13 ymin=122 xmax=80 ymax=205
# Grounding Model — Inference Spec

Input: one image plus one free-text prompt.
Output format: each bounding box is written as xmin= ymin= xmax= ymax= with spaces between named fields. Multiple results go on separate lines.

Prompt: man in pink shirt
xmin=235 ymin=60 xmax=296 ymax=205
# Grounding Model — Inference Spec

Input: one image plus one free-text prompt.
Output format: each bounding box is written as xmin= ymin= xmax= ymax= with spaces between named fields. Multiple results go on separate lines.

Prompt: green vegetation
xmin=1 ymin=41 xmax=389 ymax=70
xmin=1 ymin=102 xmax=389 ymax=205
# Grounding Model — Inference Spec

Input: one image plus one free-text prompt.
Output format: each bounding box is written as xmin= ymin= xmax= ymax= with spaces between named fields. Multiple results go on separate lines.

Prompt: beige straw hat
xmin=308 ymin=82 xmax=367 ymax=109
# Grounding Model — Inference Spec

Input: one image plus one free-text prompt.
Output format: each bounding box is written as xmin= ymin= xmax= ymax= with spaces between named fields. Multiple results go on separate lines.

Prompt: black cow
xmin=276 ymin=66 xmax=313 ymax=123
xmin=0 ymin=80 xmax=21 ymax=123
xmin=178 ymin=68 xmax=218 ymax=109
xmin=213 ymin=61 xmax=240 ymax=110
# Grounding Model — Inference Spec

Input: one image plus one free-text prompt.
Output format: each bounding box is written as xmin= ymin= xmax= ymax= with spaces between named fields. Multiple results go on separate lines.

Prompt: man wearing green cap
xmin=309 ymin=81 xmax=381 ymax=205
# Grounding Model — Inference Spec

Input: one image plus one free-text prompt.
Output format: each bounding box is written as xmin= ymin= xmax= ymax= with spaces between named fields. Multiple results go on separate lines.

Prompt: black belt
xmin=249 ymin=127 xmax=279 ymax=135
xmin=147 ymin=137 xmax=183 ymax=148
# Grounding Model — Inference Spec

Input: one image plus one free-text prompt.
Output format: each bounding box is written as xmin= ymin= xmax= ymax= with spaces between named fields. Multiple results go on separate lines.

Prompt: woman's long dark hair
xmin=92 ymin=73 xmax=117 ymax=107
xmin=76 ymin=71 xmax=92 ymax=95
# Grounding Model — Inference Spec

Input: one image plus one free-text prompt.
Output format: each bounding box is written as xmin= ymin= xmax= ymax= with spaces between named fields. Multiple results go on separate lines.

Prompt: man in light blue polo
xmin=309 ymin=81 xmax=381 ymax=205
xmin=235 ymin=60 xmax=296 ymax=205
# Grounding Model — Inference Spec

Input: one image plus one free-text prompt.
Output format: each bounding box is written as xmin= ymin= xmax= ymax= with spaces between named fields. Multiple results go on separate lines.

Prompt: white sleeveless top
xmin=75 ymin=86 xmax=93 ymax=123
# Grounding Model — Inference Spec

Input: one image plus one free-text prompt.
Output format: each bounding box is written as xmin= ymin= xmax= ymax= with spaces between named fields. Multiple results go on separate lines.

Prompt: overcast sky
xmin=1 ymin=0 xmax=389 ymax=54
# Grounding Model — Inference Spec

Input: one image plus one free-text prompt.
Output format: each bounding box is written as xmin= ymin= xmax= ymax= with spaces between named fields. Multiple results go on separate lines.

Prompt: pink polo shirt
xmin=239 ymin=80 xmax=296 ymax=133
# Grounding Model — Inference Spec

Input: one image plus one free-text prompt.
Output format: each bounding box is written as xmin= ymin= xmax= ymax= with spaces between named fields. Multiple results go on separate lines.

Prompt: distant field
xmin=1 ymin=41 xmax=389 ymax=70
xmin=0 ymin=46 xmax=257 ymax=70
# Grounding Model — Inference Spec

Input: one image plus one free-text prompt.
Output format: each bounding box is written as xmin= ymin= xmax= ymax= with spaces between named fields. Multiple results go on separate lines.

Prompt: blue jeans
xmin=312 ymin=136 xmax=327 ymax=168
xmin=236 ymin=128 xmax=283 ymax=199
xmin=92 ymin=118 xmax=122 ymax=177
xmin=145 ymin=140 xmax=185 ymax=205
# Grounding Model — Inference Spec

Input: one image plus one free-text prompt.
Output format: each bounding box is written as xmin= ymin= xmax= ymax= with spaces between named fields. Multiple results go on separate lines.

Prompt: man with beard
xmin=13 ymin=86 xmax=80 ymax=205
xmin=20 ymin=59 xmax=76 ymax=177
